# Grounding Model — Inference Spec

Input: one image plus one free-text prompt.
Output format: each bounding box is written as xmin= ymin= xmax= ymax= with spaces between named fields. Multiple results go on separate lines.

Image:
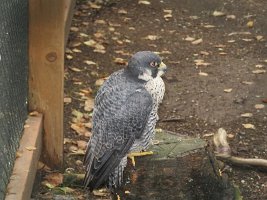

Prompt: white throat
xmin=138 ymin=69 xmax=153 ymax=81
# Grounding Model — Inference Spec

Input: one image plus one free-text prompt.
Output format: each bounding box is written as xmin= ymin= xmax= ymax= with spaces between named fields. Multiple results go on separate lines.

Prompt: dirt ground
xmin=32 ymin=0 xmax=267 ymax=199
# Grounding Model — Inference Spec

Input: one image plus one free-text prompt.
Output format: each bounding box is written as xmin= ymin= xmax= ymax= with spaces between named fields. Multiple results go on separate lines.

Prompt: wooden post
xmin=28 ymin=0 xmax=74 ymax=168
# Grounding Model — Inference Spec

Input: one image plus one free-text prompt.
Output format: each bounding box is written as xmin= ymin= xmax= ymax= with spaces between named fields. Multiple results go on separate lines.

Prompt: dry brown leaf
xmin=228 ymin=32 xmax=251 ymax=36
xmin=242 ymin=81 xmax=253 ymax=85
xmin=84 ymin=60 xmax=97 ymax=65
xmin=242 ymin=38 xmax=253 ymax=42
xmin=212 ymin=11 xmax=226 ymax=17
xmin=94 ymin=32 xmax=105 ymax=39
xmin=29 ymin=111 xmax=39 ymax=116
xmin=44 ymin=173 xmax=63 ymax=187
xmin=95 ymin=19 xmax=106 ymax=24
xmin=25 ymin=146 xmax=37 ymax=151
xmin=185 ymin=36 xmax=195 ymax=41
xmin=84 ymin=98 xmax=94 ymax=112
xmin=89 ymin=2 xmax=101 ymax=9
xmin=200 ymin=51 xmax=209 ymax=56
xmin=66 ymin=55 xmax=73 ymax=60
xmin=93 ymin=189 xmax=109 ymax=197
xmin=224 ymin=88 xmax=232 ymax=93
xmin=84 ymin=39 xmax=97 ymax=47
xmin=118 ymin=9 xmax=127 ymax=14
xmin=164 ymin=14 xmax=173 ymax=20
xmin=64 ymin=97 xmax=72 ymax=103
xmin=138 ymin=0 xmax=151 ymax=5
xmin=93 ymin=49 xmax=106 ymax=54
xmin=69 ymin=67 xmax=82 ymax=72
xmin=114 ymin=57 xmax=128 ymax=65
xmin=203 ymin=24 xmax=216 ymax=28
xmin=227 ymin=40 xmax=235 ymax=43
xmin=192 ymin=38 xmax=203 ymax=45
xmin=70 ymin=27 xmax=79 ymax=32
xmin=242 ymin=123 xmax=255 ymax=129
xmin=77 ymin=140 xmax=87 ymax=150
xmin=255 ymin=64 xmax=264 ymax=68
xmin=85 ymin=122 xmax=92 ymax=129
xmin=255 ymin=104 xmax=265 ymax=109
xmin=79 ymin=33 xmax=89 ymax=37
xmin=95 ymin=78 xmax=106 ymax=87
xmin=241 ymin=113 xmax=253 ymax=118
xmin=194 ymin=59 xmax=211 ymax=67
xmin=72 ymin=48 xmax=82 ymax=53
xmin=199 ymin=71 xmax=208 ymax=76
xmin=226 ymin=15 xmax=236 ymax=19
xmin=71 ymin=123 xmax=88 ymax=136
xmin=256 ymin=35 xmax=264 ymax=41
xmin=24 ymin=124 xmax=30 ymax=128
xmin=143 ymin=35 xmax=159 ymax=40
xmin=69 ymin=42 xmax=81 ymax=48
xmin=252 ymin=69 xmax=266 ymax=74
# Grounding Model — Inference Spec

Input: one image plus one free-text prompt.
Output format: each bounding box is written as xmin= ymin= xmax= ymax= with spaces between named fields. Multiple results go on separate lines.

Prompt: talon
xmin=127 ymin=151 xmax=153 ymax=167
xmin=117 ymin=194 xmax=120 ymax=200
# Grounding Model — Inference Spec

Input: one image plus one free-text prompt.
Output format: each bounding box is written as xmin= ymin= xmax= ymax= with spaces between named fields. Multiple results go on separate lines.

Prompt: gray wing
xmin=84 ymin=80 xmax=153 ymax=190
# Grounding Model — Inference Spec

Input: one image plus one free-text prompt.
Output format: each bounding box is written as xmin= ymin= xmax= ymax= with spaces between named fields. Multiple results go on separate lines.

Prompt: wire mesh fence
xmin=0 ymin=1 xmax=28 ymax=199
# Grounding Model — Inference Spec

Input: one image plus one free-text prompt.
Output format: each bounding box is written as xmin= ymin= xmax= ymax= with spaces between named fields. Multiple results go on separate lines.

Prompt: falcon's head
xmin=127 ymin=51 xmax=167 ymax=81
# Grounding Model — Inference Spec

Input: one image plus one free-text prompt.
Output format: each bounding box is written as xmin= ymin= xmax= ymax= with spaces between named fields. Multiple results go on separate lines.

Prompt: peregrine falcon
xmin=84 ymin=51 xmax=167 ymax=190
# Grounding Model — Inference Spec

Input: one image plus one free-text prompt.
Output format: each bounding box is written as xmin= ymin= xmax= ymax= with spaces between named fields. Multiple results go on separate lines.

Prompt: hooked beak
xmin=158 ymin=62 xmax=167 ymax=76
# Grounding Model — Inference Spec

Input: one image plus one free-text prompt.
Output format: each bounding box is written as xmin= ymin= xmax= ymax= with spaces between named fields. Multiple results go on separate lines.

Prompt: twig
xmin=213 ymin=128 xmax=267 ymax=169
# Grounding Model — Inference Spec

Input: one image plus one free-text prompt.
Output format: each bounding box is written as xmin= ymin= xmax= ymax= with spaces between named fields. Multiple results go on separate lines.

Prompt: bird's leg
xmin=127 ymin=151 xmax=153 ymax=167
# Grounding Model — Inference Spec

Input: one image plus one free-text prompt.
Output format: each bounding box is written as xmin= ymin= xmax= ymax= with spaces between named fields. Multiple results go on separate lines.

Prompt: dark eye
xmin=150 ymin=62 xmax=157 ymax=67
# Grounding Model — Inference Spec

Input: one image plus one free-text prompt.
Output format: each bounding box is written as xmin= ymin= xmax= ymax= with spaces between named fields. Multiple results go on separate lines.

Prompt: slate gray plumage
xmin=84 ymin=51 xmax=167 ymax=190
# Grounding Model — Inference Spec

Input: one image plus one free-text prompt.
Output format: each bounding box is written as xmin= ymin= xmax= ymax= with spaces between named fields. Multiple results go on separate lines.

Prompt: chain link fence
xmin=0 ymin=1 xmax=28 ymax=199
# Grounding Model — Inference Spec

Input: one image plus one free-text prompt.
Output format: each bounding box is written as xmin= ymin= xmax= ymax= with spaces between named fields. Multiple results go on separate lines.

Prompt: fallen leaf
xmin=185 ymin=36 xmax=195 ymax=41
xmin=242 ymin=123 xmax=255 ymax=129
xmin=76 ymin=160 xmax=83 ymax=166
xmin=192 ymin=38 xmax=203 ymax=45
xmin=94 ymin=32 xmax=105 ymax=39
xmin=194 ymin=59 xmax=211 ymax=66
xmin=95 ymin=19 xmax=106 ymax=24
xmin=29 ymin=111 xmax=39 ymax=116
xmin=200 ymin=51 xmax=209 ymax=55
xmin=242 ymin=81 xmax=253 ymax=85
xmin=143 ymin=35 xmax=159 ymax=40
xmin=256 ymin=35 xmax=264 ymax=41
xmin=224 ymin=88 xmax=232 ymax=93
xmin=77 ymin=140 xmax=87 ymax=150
xmin=241 ymin=113 xmax=253 ymax=118
xmin=84 ymin=39 xmax=97 ymax=47
xmin=71 ymin=123 xmax=89 ymax=136
xmin=84 ymin=60 xmax=97 ymax=65
xmin=69 ymin=42 xmax=81 ymax=48
xmin=84 ymin=98 xmax=94 ymax=112
xmin=199 ymin=71 xmax=208 ymax=76
xmin=163 ymin=9 xmax=172 ymax=14
xmin=24 ymin=124 xmax=30 ymax=128
xmin=227 ymin=40 xmax=236 ymax=43
xmin=247 ymin=21 xmax=254 ymax=28
xmin=70 ymin=27 xmax=79 ymax=32
xmin=93 ymin=189 xmax=109 ymax=197
xmin=252 ymin=69 xmax=266 ymax=74
xmin=95 ymin=78 xmax=106 ymax=87
xmin=66 ymin=55 xmax=73 ymax=60
xmin=16 ymin=151 xmax=23 ymax=158
xmin=43 ymin=173 xmax=63 ymax=187
xmin=79 ymin=33 xmax=89 ymax=37
xmin=242 ymin=38 xmax=253 ymax=42
xmin=69 ymin=67 xmax=82 ymax=72
xmin=212 ymin=11 xmax=226 ymax=17
xmin=227 ymin=134 xmax=235 ymax=138
xmin=255 ymin=64 xmax=264 ymax=68
xmin=138 ymin=0 xmax=151 ymax=5
xmin=118 ymin=9 xmax=127 ymax=14
xmin=89 ymin=2 xmax=101 ymax=9
xmin=64 ymin=97 xmax=72 ymax=103
xmin=64 ymin=138 xmax=73 ymax=144
xmin=164 ymin=13 xmax=173 ymax=21
xmin=72 ymin=48 xmax=82 ymax=53
xmin=203 ymin=24 xmax=216 ymax=28
xmin=125 ymin=190 xmax=131 ymax=194
xmin=228 ymin=31 xmax=251 ymax=36
xmin=69 ymin=145 xmax=78 ymax=152
xmin=262 ymin=98 xmax=267 ymax=103
xmin=226 ymin=15 xmax=236 ymax=19
xmin=25 ymin=146 xmax=37 ymax=151
xmin=255 ymin=104 xmax=265 ymax=109
xmin=114 ymin=57 xmax=128 ymax=65
xmin=94 ymin=49 xmax=106 ymax=54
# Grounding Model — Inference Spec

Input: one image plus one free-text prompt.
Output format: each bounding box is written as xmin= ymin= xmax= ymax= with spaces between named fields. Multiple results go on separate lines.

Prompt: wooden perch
xmin=213 ymin=128 xmax=267 ymax=169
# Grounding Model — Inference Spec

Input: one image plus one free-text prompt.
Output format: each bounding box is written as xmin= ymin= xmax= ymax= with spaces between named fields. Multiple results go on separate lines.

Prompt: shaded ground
xmin=32 ymin=0 xmax=267 ymax=199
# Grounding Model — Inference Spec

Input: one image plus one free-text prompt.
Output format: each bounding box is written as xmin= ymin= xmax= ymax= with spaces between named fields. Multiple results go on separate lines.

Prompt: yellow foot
xmin=127 ymin=151 xmax=153 ymax=167
xmin=117 ymin=194 xmax=120 ymax=200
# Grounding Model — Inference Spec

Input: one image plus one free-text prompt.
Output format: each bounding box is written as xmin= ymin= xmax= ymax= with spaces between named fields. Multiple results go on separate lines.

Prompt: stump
xmin=119 ymin=130 xmax=239 ymax=200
